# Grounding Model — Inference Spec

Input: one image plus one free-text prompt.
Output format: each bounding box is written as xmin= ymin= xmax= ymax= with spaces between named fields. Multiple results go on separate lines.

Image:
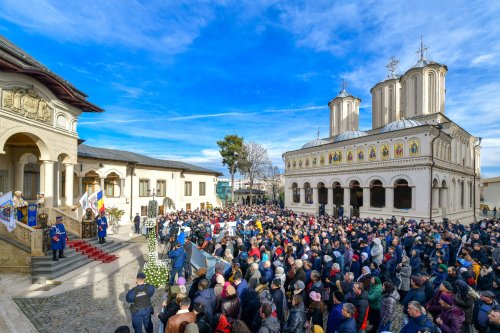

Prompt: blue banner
xmin=27 ymin=203 xmax=37 ymax=227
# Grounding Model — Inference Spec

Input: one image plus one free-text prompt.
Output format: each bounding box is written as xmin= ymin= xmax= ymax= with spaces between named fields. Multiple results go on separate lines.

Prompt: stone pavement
xmin=14 ymin=244 xmax=166 ymax=333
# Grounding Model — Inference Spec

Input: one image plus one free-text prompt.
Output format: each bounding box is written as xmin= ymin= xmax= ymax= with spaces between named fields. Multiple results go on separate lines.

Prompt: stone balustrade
xmin=0 ymin=221 xmax=44 ymax=256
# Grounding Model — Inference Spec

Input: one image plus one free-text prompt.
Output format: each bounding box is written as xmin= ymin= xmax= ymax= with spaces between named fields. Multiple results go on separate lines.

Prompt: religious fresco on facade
xmin=394 ymin=142 xmax=404 ymax=158
xmin=305 ymin=158 xmax=310 ymax=167
xmin=347 ymin=150 xmax=353 ymax=162
xmin=330 ymin=150 xmax=342 ymax=164
xmin=292 ymin=160 xmax=296 ymax=168
xmin=357 ymin=149 xmax=364 ymax=161
xmin=381 ymin=144 xmax=390 ymax=160
xmin=409 ymin=139 xmax=420 ymax=156
xmin=312 ymin=157 xmax=317 ymax=166
xmin=320 ymin=155 xmax=325 ymax=165
xmin=298 ymin=159 xmax=303 ymax=168
xmin=328 ymin=152 xmax=333 ymax=165
xmin=369 ymin=146 xmax=377 ymax=161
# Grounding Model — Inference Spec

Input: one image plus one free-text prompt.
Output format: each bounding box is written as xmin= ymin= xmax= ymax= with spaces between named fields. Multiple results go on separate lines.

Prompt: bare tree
xmin=263 ymin=164 xmax=282 ymax=204
xmin=239 ymin=141 xmax=271 ymax=205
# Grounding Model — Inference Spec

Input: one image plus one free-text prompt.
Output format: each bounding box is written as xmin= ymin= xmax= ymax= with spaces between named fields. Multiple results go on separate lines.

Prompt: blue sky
xmin=0 ymin=0 xmax=499 ymax=177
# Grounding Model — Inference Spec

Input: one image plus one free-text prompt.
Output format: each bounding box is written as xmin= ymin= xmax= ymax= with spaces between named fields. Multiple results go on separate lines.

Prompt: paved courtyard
xmin=14 ymin=242 xmax=165 ymax=333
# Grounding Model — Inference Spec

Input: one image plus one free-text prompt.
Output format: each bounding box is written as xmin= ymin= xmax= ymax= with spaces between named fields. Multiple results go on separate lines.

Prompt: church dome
xmin=380 ymin=119 xmax=423 ymax=133
xmin=301 ymin=138 xmax=329 ymax=149
xmin=334 ymin=130 xmax=368 ymax=143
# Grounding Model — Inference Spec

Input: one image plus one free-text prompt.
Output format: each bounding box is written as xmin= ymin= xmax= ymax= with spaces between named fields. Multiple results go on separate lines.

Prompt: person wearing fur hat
xmin=50 ymin=215 xmax=67 ymax=261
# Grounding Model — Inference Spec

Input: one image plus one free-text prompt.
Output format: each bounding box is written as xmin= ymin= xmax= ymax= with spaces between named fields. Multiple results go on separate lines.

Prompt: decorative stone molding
xmin=2 ymin=88 xmax=53 ymax=125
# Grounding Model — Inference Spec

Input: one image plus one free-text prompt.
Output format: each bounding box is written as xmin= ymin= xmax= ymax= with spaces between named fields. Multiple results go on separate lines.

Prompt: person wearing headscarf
xmin=426 ymin=281 xmax=455 ymax=320
xmin=370 ymin=238 xmax=384 ymax=266
xmin=454 ymin=280 xmax=476 ymax=333
xmin=357 ymin=266 xmax=372 ymax=291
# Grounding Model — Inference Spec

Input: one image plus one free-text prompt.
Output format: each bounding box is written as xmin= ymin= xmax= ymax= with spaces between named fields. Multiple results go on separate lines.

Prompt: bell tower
xmin=328 ymin=80 xmax=361 ymax=137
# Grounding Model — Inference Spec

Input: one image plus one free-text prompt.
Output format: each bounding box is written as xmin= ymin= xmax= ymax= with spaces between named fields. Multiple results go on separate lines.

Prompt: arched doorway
xmin=394 ymin=179 xmax=411 ymax=209
xmin=292 ymin=182 xmax=300 ymax=203
xmin=370 ymin=179 xmax=385 ymax=208
xmin=318 ymin=182 xmax=327 ymax=205
xmin=350 ymin=180 xmax=363 ymax=216
xmin=304 ymin=182 xmax=313 ymax=204
xmin=332 ymin=181 xmax=343 ymax=206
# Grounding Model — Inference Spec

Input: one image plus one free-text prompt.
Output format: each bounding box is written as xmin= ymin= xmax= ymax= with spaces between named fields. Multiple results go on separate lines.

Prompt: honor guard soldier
xmin=126 ymin=272 xmax=155 ymax=333
xmin=96 ymin=210 xmax=108 ymax=244
xmin=50 ymin=215 xmax=67 ymax=261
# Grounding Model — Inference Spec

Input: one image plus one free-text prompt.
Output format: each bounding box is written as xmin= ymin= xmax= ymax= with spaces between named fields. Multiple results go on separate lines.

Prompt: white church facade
xmin=0 ymin=35 xmax=221 ymax=225
xmin=283 ymin=47 xmax=481 ymax=223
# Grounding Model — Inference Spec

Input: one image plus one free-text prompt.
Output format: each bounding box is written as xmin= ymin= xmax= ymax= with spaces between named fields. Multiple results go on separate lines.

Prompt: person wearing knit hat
xmin=438 ymin=264 xmax=448 ymax=271
xmin=435 ymin=293 xmax=465 ymax=332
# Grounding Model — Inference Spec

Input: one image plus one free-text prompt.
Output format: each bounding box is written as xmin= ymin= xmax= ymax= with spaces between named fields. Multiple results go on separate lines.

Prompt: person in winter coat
xmin=371 ymin=238 xmax=384 ymax=265
xmin=401 ymin=301 xmax=438 ymax=333
xmin=379 ymin=282 xmax=400 ymax=333
xmin=257 ymin=303 xmax=281 ymax=333
xmin=426 ymin=281 xmax=455 ymax=320
xmin=397 ymin=256 xmax=412 ymax=299
xmin=241 ymin=287 xmax=261 ymax=330
xmin=169 ymin=242 xmax=187 ymax=285
xmin=193 ymin=278 xmax=216 ymax=320
xmin=158 ymin=293 xmax=183 ymax=328
xmin=352 ymin=282 xmax=370 ymax=332
xmin=454 ymin=280 xmax=476 ymax=333
xmin=189 ymin=268 xmax=207 ymax=300
xmin=409 ymin=249 xmax=422 ymax=275
xmin=221 ymin=285 xmax=241 ymax=322
xmin=367 ymin=277 xmax=382 ymax=333
xmin=308 ymin=291 xmax=327 ymax=328
xmin=473 ymin=290 xmax=499 ymax=333
xmin=248 ymin=263 xmax=262 ymax=289
xmin=350 ymin=254 xmax=361 ymax=280
xmin=334 ymin=251 xmax=346 ymax=274
xmin=338 ymin=303 xmax=357 ymax=333
xmin=477 ymin=264 xmax=494 ymax=291
xmin=260 ymin=260 xmax=274 ymax=285
xmin=435 ymin=294 xmax=465 ymax=333
xmin=418 ymin=272 xmax=435 ymax=303
xmin=357 ymin=266 xmax=372 ymax=291
xmin=326 ymin=291 xmax=344 ymax=333
xmin=402 ymin=276 xmax=426 ymax=312
xmin=193 ymin=302 xmax=212 ymax=333
xmin=270 ymin=278 xmax=287 ymax=324
xmin=283 ymin=294 xmax=306 ymax=333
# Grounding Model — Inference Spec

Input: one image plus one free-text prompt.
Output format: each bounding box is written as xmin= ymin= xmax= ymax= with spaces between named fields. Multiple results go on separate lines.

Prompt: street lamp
xmin=429 ymin=123 xmax=443 ymax=223
xmin=473 ymin=137 xmax=482 ymax=220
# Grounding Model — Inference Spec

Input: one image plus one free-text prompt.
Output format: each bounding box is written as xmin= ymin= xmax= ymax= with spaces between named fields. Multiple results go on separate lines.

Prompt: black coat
xmin=189 ymin=275 xmax=206 ymax=300
xmin=220 ymin=294 xmax=241 ymax=321
xmin=196 ymin=312 xmax=212 ymax=333
xmin=283 ymin=302 xmax=306 ymax=333
xmin=158 ymin=302 xmax=179 ymax=325
xmin=241 ymin=288 xmax=261 ymax=329
xmin=270 ymin=287 xmax=286 ymax=322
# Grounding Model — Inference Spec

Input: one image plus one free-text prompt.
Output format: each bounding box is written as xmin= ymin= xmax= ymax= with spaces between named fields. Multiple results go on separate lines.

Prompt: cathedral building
xmin=283 ymin=45 xmax=481 ymax=223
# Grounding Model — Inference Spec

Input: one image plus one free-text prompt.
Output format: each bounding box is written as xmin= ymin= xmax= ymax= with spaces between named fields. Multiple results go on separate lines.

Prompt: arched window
xmin=370 ymin=180 xmax=385 ymax=208
xmin=461 ymin=180 xmax=465 ymax=209
xmin=428 ymin=71 xmax=436 ymax=113
xmin=394 ymin=179 xmax=411 ymax=209
xmin=304 ymin=182 xmax=313 ymax=204
xmin=389 ymin=85 xmax=394 ymax=121
xmin=318 ymin=182 xmax=327 ymax=205
xmin=413 ymin=75 xmax=418 ymax=115
xmin=379 ymin=89 xmax=383 ymax=126
xmin=332 ymin=181 xmax=343 ymax=206
xmin=292 ymin=183 xmax=300 ymax=203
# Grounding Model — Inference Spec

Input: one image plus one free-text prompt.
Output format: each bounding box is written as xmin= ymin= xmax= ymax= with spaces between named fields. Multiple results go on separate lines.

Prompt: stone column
xmin=39 ymin=161 xmax=45 ymax=194
xmin=312 ymin=187 xmax=318 ymax=204
xmin=327 ymin=188 xmax=333 ymax=205
xmin=64 ymin=164 xmax=74 ymax=206
xmin=385 ymin=187 xmax=394 ymax=209
xmin=43 ymin=161 xmax=55 ymax=207
xmin=362 ymin=187 xmax=370 ymax=207
xmin=14 ymin=161 xmax=25 ymax=191
xmin=78 ymin=176 xmax=83 ymax=197
xmin=300 ymin=188 xmax=305 ymax=204
xmin=411 ymin=187 xmax=417 ymax=210
xmin=100 ymin=178 xmax=105 ymax=192
xmin=120 ymin=178 xmax=126 ymax=198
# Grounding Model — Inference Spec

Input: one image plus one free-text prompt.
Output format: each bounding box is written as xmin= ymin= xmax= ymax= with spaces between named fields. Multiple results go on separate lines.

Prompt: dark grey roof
xmin=234 ymin=189 xmax=266 ymax=195
xmin=78 ymin=144 xmax=222 ymax=176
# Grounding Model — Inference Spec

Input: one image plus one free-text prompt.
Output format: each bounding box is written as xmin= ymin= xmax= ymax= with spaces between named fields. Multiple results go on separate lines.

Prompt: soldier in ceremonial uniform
xmin=50 ymin=215 xmax=67 ymax=261
xmin=96 ymin=210 xmax=108 ymax=244
xmin=126 ymin=272 xmax=155 ymax=333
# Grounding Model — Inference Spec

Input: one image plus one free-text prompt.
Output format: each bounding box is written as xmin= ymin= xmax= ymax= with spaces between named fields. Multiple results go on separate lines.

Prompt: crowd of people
xmin=126 ymin=204 xmax=500 ymax=333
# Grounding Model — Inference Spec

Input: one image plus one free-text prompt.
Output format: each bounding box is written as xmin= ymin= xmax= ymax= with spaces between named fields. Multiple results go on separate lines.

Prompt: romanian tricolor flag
xmin=97 ymin=190 xmax=105 ymax=213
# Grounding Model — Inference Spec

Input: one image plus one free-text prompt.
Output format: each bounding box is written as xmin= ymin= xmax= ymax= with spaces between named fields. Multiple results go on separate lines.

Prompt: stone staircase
xmin=31 ymin=237 xmax=127 ymax=284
